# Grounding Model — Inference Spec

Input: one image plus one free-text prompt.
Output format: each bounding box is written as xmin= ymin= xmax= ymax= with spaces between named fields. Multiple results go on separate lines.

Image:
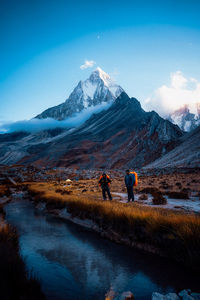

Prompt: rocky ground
xmin=1 ymin=165 xmax=200 ymax=213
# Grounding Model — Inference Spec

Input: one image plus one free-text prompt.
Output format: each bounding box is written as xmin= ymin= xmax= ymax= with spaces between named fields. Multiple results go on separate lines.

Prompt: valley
xmin=0 ymin=68 xmax=199 ymax=299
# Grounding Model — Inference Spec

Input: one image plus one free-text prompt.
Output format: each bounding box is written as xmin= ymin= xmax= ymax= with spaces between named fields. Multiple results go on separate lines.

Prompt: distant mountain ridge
xmin=144 ymin=125 xmax=200 ymax=169
xmin=168 ymin=103 xmax=200 ymax=132
xmin=36 ymin=67 xmax=124 ymax=120
xmin=0 ymin=92 xmax=183 ymax=168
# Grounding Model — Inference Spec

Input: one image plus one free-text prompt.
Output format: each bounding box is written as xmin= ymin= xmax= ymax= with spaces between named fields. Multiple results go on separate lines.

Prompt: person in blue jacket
xmin=124 ymin=169 xmax=135 ymax=202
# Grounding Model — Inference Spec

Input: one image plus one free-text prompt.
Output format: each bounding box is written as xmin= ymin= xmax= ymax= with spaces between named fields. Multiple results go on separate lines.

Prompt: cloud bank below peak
xmin=0 ymin=101 xmax=112 ymax=134
xmin=143 ymin=71 xmax=200 ymax=117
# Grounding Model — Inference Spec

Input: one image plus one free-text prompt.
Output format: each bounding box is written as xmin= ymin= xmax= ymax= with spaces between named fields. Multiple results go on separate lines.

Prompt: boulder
xmin=152 ymin=292 xmax=167 ymax=300
xmin=179 ymin=290 xmax=192 ymax=298
xmin=166 ymin=293 xmax=180 ymax=300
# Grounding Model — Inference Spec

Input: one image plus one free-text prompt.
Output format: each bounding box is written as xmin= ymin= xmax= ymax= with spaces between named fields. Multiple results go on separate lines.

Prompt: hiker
xmin=99 ymin=172 xmax=112 ymax=201
xmin=125 ymin=169 xmax=135 ymax=202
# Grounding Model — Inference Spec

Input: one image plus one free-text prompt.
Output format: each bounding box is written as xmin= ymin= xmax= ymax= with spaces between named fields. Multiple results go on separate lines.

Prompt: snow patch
xmin=184 ymin=120 xmax=191 ymax=131
xmin=82 ymin=79 xmax=98 ymax=102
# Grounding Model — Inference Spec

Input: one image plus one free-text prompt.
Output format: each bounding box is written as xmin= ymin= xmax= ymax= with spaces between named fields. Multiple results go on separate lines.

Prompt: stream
xmin=5 ymin=198 xmax=200 ymax=300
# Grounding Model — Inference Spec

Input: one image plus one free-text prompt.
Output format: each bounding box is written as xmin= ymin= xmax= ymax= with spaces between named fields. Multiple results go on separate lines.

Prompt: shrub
xmin=160 ymin=184 xmax=169 ymax=190
xmin=139 ymin=194 xmax=148 ymax=200
xmin=140 ymin=187 xmax=159 ymax=194
xmin=166 ymin=191 xmax=189 ymax=199
xmin=160 ymin=181 xmax=167 ymax=184
xmin=61 ymin=190 xmax=72 ymax=195
xmin=152 ymin=193 xmax=167 ymax=205
xmin=181 ymin=188 xmax=191 ymax=193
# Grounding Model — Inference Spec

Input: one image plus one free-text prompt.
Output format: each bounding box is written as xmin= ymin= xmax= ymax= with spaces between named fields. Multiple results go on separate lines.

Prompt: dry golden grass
xmin=136 ymin=173 xmax=200 ymax=194
xmin=27 ymin=181 xmax=200 ymax=270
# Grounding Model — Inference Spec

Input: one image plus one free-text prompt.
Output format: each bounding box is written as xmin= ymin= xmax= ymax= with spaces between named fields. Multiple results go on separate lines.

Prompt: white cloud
xmin=80 ymin=60 xmax=96 ymax=70
xmin=0 ymin=102 xmax=112 ymax=134
xmin=144 ymin=71 xmax=200 ymax=117
xmin=171 ymin=71 xmax=188 ymax=89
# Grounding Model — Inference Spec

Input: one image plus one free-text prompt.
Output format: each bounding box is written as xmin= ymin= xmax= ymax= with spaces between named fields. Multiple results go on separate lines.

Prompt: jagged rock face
xmin=168 ymin=103 xmax=200 ymax=132
xmin=144 ymin=125 xmax=200 ymax=169
xmin=0 ymin=93 xmax=183 ymax=169
xmin=36 ymin=67 xmax=124 ymax=120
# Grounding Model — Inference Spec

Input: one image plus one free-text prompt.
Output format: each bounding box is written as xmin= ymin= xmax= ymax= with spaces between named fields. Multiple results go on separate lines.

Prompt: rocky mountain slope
xmin=0 ymin=93 xmax=183 ymax=169
xmin=168 ymin=103 xmax=200 ymax=132
xmin=144 ymin=125 xmax=200 ymax=169
xmin=36 ymin=67 xmax=124 ymax=120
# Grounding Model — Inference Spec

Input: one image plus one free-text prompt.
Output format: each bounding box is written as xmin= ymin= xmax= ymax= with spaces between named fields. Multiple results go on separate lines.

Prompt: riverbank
xmin=5 ymin=196 xmax=200 ymax=300
xmin=27 ymin=181 xmax=200 ymax=271
xmin=0 ymin=197 xmax=45 ymax=299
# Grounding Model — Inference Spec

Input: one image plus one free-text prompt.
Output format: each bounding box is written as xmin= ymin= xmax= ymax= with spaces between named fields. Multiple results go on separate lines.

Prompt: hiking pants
xmin=102 ymin=186 xmax=112 ymax=200
xmin=126 ymin=186 xmax=134 ymax=201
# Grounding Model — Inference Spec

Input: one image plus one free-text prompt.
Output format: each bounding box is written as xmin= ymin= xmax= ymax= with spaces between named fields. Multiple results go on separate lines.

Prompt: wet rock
xmin=179 ymin=290 xmax=192 ymax=298
xmin=152 ymin=292 xmax=166 ymax=300
xmin=166 ymin=293 xmax=180 ymax=300
xmin=152 ymin=293 xmax=180 ymax=300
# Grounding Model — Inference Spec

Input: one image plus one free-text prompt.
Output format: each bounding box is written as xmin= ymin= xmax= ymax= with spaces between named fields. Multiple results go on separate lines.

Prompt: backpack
xmin=130 ymin=171 xmax=138 ymax=186
xmin=99 ymin=175 xmax=111 ymax=187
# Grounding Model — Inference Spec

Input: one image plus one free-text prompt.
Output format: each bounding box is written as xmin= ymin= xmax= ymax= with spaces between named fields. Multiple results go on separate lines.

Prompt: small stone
xmin=152 ymin=292 xmax=166 ymax=300
xmin=166 ymin=293 xmax=180 ymax=300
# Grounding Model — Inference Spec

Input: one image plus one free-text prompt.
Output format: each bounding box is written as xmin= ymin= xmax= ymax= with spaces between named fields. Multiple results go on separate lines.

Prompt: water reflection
xmin=5 ymin=200 xmax=199 ymax=300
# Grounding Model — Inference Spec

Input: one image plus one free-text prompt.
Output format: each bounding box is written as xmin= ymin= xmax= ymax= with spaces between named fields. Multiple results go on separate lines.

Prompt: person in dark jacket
xmin=124 ymin=169 xmax=135 ymax=202
xmin=99 ymin=173 xmax=112 ymax=200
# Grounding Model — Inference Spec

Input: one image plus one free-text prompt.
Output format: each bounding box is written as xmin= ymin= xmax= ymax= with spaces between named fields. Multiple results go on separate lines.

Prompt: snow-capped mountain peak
xmin=89 ymin=67 xmax=111 ymax=86
xmin=36 ymin=67 xmax=124 ymax=120
xmin=168 ymin=102 xmax=200 ymax=132
xmin=80 ymin=67 xmax=123 ymax=101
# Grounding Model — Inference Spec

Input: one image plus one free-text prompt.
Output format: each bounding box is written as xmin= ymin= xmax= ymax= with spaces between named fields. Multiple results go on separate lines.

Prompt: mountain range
xmin=0 ymin=68 xmax=199 ymax=169
xmin=168 ymin=103 xmax=200 ymax=132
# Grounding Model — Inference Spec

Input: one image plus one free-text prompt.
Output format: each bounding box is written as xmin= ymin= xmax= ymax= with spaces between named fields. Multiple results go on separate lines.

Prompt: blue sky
xmin=1 ymin=0 xmax=200 ymax=122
